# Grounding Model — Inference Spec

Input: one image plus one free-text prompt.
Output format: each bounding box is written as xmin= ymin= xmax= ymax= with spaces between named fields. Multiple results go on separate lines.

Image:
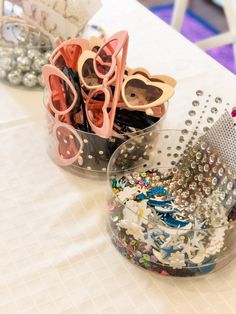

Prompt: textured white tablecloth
xmin=1 ymin=1 xmax=236 ymax=313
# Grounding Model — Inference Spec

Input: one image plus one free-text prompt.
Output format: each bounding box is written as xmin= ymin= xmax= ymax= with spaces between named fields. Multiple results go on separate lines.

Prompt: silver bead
xmin=27 ymin=49 xmax=41 ymax=60
xmin=14 ymin=47 xmax=27 ymax=58
xmin=44 ymin=50 xmax=52 ymax=61
xmin=37 ymin=74 xmax=44 ymax=87
xmin=17 ymin=56 xmax=32 ymax=72
xmin=7 ymin=70 xmax=22 ymax=85
xmin=23 ymin=72 xmax=38 ymax=88
xmin=32 ymin=56 xmax=48 ymax=73
xmin=0 ymin=68 xmax=7 ymax=79
xmin=0 ymin=56 xmax=16 ymax=71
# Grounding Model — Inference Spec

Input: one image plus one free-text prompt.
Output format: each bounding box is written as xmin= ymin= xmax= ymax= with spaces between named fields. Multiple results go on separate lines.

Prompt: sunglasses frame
xmin=78 ymin=50 xmax=117 ymax=91
xmin=85 ymin=30 xmax=129 ymax=138
xmin=127 ymin=67 xmax=177 ymax=87
xmin=43 ymin=64 xmax=78 ymax=120
xmin=93 ymin=31 xmax=127 ymax=80
xmin=50 ymin=37 xmax=90 ymax=71
xmin=121 ymin=73 xmax=174 ymax=111
xmin=89 ymin=36 xmax=104 ymax=52
xmin=52 ymin=120 xmax=84 ymax=166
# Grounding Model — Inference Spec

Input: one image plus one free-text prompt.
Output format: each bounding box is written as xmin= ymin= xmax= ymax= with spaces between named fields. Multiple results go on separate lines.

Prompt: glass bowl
xmin=107 ymin=129 xmax=236 ymax=276
xmin=0 ymin=16 xmax=52 ymax=88
xmin=46 ymin=110 xmax=164 ymax=179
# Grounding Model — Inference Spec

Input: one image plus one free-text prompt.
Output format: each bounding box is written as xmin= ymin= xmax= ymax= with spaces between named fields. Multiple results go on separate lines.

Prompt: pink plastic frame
xmin=50 ymin=37 xmax=90 ymax=71
xmin=43 ymin=64 xmax=77 ymax=124
xmin=86 ymin=31 xmax=129 ymax=138
xmin=52 ymin=120 xmax=84 ymax=166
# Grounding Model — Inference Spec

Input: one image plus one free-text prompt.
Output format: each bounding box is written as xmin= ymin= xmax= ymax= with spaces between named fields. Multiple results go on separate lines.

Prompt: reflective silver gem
xmin=212 ymin=177 xmax=218 ymax=185
xmin=0 ymin=56 xmax=15 ymax=71
xmin=218 ymin=168 xmax=224 ymax=177
xmin=227 ymin=182 xmax=233 ymax=191
xmin=203 ymin=127 xmax=210 ymax=132
xmin=23 ymin=72 xmax=38 ymax=87
xmin=226 ymin=196 xmax=233 ymax=206
xmin=198 ymin=165 xmax=203 ymax=172
xmin=215 ymin=97 xmax=222 ymax=103
xmin=185 ymin=120 xmax=192 ymax=126
xmin=198 ymin=174 xmax=203 ymax=181
xmin=211 ymin=107 xmax=218 ymax=114
xmin=192 ymin=100 xmax=200 ymax=106
xmin=17 ymin=56 xmax=32 ymax=72
xmin=212 ymin=166 xmax=218 ymax=173
xmin=205 ymin=187 xmax=211 ymax=195
xmin=204 ymin=164 xmax=210 ymax=172
xmin=216 ymin=157 xmax=222 ymax=165
xmin=32 ymin=56 xmax=47 ymax=73
xmin=207 ymin=117 xmax=214 ymax=124
xmin=7 ymin=70 xmax=22 ymax=85
xmin=44 ymin=50 xmax=52 ymax=61
xmin=188 ymin=110 xmax=196 ymax=116
xmin=219 ymin=192 xmax=226 ymax=201
xmin=14 ymin=47 xmax=27 ymax=57
xmin=37 ymin=74 xmax=44 ymax=87
xmin=196 ymin=90 xmax=203 ymax=96
xmin=185 ymin=170 xmax=191 ymax=177
xmin=209 ymin=154 xmax=215 ymax=164
xmin=27 ymin=49 xmax=41 ymax=60
xmin=196 ymin=152 xmax=202 ymax=160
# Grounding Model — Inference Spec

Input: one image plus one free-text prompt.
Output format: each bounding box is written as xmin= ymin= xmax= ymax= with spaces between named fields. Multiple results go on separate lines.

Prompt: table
xmin=1 ymin=1 xmax=236 ymax=313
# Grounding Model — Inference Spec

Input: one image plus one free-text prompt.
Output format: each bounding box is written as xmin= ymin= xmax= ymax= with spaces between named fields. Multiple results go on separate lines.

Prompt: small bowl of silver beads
xmin=0 ymin=16 xmax=53 ymax=88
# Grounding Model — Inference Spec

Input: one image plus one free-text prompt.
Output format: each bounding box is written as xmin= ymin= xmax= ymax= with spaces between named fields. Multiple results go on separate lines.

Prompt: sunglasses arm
xmin=109 ymin=38 xmax=129 ymax=135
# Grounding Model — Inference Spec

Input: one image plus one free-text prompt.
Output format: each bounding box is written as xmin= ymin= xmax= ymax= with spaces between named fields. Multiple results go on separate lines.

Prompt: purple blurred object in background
xmin=150 ymin=4 xmax=236 ymax=74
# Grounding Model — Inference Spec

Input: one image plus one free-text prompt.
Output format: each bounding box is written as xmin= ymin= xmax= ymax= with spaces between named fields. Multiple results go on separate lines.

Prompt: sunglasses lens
xmin=66 ymin=45 xmax=82 ymax=62
xmin=92 ymin=45 xmax=100 ymax=53
xmin=124 ymin=79 xmax=163 ymax=106
xmin=87 ymin=90 xmax=107 ymax=127
xmin=56 ymin=125 xmax=82 ymax=160
xmin=54 ymin=55 xmax=67 ymax=69
xmin=95 ymin=39 xmax=118 ymax=76
xmin=82 ymin=58 xmax=103 ymax=87
xmin=54 ymin=45 xmax=82 ymax=69
xmin=49 ymin=74 xmax=74 ymax=113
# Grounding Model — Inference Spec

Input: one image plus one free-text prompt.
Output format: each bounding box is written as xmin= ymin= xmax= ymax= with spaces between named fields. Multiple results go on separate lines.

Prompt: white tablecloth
xmin=1 ymin=1 xmax=236 ymax=313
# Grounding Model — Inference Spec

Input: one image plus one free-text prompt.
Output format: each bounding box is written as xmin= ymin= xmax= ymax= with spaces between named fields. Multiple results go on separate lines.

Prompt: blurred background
xmin=138 ymin=0 xmax=236 ymax=74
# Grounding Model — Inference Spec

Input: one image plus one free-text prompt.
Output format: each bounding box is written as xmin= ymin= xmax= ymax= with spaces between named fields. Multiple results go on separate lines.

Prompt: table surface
xmin=1 ymin=1 xmax=236 ymax=313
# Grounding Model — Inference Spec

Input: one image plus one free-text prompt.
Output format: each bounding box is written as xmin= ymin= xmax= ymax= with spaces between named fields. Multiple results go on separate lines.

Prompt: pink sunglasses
xmin=42 ymin=64 xmax=78 ymax=125
xmin=85 ymin=30 xmax=129 ymax=138
xmin=52 ymin=120 xmax=84 ymax=166
xmin=50 ymin=37 xmax=90 ymax=71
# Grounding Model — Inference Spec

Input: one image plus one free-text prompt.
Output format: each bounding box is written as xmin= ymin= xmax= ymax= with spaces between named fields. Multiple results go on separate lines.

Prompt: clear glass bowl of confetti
xmin=0 ymin=16 xmax=52 ymax=88
xmin=107 ymin=128 xmax=236 ymax=276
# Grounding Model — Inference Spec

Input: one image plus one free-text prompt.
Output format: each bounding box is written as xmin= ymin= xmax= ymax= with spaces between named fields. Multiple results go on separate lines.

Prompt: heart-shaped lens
xmin=54 ymin=124 xmax=83 ymax=166
xmin=53 ymin=45 xmax=82 ymax=71
xmin=82 ymin=58 xmax=103 ymax=87
xmin=87 ymin=91 xmax=106 ymax=128
xmin=95 ymin=39 xmax=118 ymax=76
xmin=124 ymin=79 xmax=163 ymax=106
xmin=49 ymin=74 xmax=75 ymax=114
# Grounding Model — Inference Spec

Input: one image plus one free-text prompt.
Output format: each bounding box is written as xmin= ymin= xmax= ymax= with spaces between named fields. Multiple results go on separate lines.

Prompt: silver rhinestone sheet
xmin=169 ymin=111 xmax=236 ymax=219
xmin=202 ymin=110 xmax=236 ymax=174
